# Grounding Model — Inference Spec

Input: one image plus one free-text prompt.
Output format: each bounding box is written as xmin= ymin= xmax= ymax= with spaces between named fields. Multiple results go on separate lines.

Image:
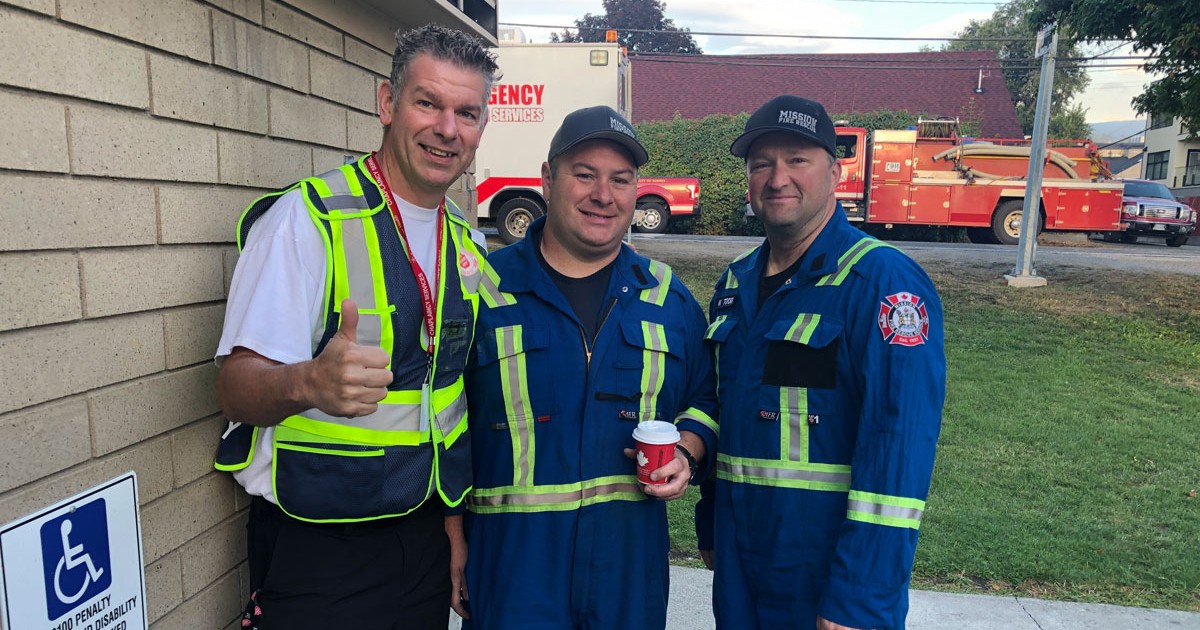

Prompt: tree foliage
xmin=550 ymin=0 xmax=702 ymax=55
xmin=945 ymin=0 xmax=1092 ymax=137
xmin=1033 ymin=0 xmax=1200 ymax=134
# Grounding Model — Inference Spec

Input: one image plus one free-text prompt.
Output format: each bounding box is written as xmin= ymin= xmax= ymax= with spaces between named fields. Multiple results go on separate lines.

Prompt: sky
xmin=498 ymin=0 xmax=1152 ymax=124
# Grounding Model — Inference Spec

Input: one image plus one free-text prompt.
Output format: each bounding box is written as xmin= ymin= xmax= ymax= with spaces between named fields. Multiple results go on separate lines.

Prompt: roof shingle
xmin=631 ymin=50 xmax=1023 ymax=138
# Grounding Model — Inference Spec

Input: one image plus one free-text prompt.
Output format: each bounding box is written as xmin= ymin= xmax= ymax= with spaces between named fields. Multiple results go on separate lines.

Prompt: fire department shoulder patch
xmin=877 ymin=291 xmax=930 ymax=347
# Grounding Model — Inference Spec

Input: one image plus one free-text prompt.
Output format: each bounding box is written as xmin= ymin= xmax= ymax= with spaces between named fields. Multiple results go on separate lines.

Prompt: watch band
xmin=675 ymin=443 xmax=699 ymax=479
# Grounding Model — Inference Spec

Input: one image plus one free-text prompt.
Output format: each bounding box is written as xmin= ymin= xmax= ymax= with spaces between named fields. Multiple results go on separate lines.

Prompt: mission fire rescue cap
xmin=548 ymin=105 xmax=649 ymax=167
xmin=731 ymin=95 xmax=837 ymax=159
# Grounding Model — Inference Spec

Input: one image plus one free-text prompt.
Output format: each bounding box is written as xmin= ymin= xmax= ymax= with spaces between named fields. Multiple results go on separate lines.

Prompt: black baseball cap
xmin=547 ymin=105 xmax=649 ymax=167
xmin=730 ymin=95 xmax=837 ymax=159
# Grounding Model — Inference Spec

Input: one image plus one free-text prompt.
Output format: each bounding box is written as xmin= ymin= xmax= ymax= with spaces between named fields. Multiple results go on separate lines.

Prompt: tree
xmin=1033 ymin=0 xmax=1200 ymax=134
xmin=944 ymin=0 xmax=1091 ymax=138
xmin=1047 ymin=103 xmax=1091 ymax=140
xmin=551 ymin=0 xmax=702 ymax=55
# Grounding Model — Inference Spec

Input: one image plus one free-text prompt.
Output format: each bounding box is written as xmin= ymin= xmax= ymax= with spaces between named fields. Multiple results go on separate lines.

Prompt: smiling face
xmin=746 ymin=132 xmax=840 ymax=241
xmin=376 ymin=53 xmax=488 ymax=207
xmin=539 ymin=139 xmax=639 ymax=271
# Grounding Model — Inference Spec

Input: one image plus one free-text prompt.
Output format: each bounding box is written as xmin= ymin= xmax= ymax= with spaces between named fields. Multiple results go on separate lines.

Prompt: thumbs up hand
xmin=310 ymin=298 xmax=393 ymax=418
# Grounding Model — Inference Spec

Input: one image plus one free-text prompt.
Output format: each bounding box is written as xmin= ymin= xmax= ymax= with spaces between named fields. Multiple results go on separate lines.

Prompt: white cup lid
xmin=632 ymin=420 xmax=680 ymax=445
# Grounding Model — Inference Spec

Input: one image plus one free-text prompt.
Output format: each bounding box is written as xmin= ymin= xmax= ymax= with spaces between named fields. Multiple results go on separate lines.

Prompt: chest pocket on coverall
xmin=596 ymin=318 xmax=682 ymax=423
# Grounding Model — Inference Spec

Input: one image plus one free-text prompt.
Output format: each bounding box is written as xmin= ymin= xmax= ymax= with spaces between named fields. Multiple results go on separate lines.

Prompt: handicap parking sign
xmin=1 ymin=473 xmax=146 ymax=630
xmin=39 ymin=499 xmax=113 ymax=621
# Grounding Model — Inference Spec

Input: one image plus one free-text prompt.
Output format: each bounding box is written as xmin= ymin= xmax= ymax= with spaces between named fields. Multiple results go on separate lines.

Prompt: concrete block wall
xmin=0 ymin=0 xmax=432 ymax=627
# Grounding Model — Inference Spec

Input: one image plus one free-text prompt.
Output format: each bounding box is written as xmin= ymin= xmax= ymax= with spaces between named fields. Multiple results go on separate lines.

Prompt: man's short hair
xmin=389 ymin=24 xmax=500 ymax=113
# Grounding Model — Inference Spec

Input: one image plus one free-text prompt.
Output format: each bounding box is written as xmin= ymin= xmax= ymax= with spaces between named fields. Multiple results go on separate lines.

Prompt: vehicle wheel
xmin=1120 ymin=231 xmax=1138 ymax=244
xmin=1101 ymin=232 xmax=1123 ymax=243
xmin=496 ymin=197 xmax=542 ymax=244
xmin=1165 ymin=234 xmax=1188 ymax=247
xmin=991 ymin=200 xmax=1038 ymax=246
xmin=634 ymin=201 xmax=669 ymax=234
xmin=966 ymin=227 xmax=996 ymax=244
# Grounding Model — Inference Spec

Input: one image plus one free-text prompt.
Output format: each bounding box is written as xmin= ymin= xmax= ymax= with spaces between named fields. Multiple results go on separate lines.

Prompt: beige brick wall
xmin=0 ymin=0 xmax=488 ymax=627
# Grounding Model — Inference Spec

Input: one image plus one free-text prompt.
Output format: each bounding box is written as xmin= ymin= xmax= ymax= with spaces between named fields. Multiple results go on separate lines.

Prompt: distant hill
xmin=1090 ymin=120 xmax=1146 ymax=144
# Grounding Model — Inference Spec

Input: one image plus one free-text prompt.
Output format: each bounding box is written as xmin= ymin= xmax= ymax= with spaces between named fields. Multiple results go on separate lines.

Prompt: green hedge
xmin=635 ymin=110 xmax=981 ymax=237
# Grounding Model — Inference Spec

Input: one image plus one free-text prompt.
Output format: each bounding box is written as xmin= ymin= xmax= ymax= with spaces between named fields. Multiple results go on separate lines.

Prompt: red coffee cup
xmin=632 ymin=420 xmax=680 ymax=485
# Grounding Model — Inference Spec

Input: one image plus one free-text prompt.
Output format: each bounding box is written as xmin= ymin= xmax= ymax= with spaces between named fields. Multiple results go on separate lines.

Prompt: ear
xmin=540 ymin=161 xmax=553 ymax=197
xmin=378 ymin=81 xmax=395 ymax=127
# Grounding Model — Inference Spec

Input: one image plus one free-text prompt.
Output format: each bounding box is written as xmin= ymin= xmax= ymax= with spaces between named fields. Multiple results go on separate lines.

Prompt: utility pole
xmin=1005 ymin=23 xmax=1057 ymax=288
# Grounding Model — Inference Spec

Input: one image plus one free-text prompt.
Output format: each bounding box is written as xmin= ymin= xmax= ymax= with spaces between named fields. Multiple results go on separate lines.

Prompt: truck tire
xmin=991 ymin=200 xmax=1039 ymax=246
xmin=1165 ymin=234 xmax=1188 ymax=247
xmin=496 ymin=197 xmax=542 ymax=244
xmin=634 ymin=201 xmax=669 ymax=234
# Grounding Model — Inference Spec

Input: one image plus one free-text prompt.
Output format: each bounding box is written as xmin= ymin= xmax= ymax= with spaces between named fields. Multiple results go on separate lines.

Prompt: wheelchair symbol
xmin=40 ymin=499 xmax=112 ymax=621
xmin=54 ymin=519 xmax=106 ymax=604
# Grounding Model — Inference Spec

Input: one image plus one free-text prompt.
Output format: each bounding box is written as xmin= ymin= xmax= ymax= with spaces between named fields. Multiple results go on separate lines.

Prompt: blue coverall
xmin=464 ymin=219 xmax=718 ymax=630
xmin=701 ymin=206 xmax=945 ymax=630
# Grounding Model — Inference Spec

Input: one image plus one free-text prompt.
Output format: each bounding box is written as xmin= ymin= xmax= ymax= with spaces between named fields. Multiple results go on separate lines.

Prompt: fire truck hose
xmin=932 ymin=145 xmax=1081 ymax=179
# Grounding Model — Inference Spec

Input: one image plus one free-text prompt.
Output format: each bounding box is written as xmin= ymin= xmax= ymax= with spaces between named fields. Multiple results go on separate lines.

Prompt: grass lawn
xmin=658 ymin=253 xmax=1200 ymax=612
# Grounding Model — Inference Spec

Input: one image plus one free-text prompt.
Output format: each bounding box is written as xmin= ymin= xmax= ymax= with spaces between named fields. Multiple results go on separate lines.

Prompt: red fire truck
xmin=817 ymin=120 xmax=1123 ymax=244
xmin=474 ymin=37 xmax=700 ymax=243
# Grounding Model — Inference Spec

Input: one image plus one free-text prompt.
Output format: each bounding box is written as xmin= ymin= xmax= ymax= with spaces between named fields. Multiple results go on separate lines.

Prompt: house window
xmin=1185 ymin=150 xmax=1200 ymax=187
xmin=1145 ymin=151 xmax=1169 ymax=180
xmin=1148 ymin=112 xmax=1173 ymax=130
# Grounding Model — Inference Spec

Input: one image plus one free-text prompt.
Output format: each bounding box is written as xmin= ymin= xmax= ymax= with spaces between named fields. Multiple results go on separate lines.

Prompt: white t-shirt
xmin=215 ymin=187 xmax=462 ymax=501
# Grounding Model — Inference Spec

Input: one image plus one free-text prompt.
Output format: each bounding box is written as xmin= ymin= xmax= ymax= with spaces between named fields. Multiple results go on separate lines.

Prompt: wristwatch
xmin=675 ymin=443 xmax=699 ymax=480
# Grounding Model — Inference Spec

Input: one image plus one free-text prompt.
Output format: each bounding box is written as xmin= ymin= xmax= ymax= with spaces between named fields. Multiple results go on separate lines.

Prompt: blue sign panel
xmin=38 ymin=498 xmax=112 ymax=621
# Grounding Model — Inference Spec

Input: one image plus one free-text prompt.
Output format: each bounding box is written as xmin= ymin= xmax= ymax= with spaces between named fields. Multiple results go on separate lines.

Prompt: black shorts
xmin=246 ymin=497 xmax=450 ymax=630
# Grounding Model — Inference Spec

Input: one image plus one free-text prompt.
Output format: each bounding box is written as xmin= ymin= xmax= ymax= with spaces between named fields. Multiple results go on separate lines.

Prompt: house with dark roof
xmin=631 ymin=50 xmax=1023 ymax=138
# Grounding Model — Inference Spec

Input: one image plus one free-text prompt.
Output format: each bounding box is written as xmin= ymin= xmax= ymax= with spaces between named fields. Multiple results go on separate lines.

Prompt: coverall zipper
xmin=578 ymin=298 xmax=619 ymax=369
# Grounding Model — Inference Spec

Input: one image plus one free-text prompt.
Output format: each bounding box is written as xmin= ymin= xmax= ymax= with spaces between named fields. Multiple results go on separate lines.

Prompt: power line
xmin=628 ymin=55 xmax=1148 ymax=72
xmin=501 ymin=22 xmax=1032 ymax=43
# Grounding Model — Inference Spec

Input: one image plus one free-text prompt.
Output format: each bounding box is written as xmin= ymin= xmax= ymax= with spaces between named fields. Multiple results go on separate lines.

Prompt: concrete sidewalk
xmin=664 ymin=566 xmax=1200 ymax=630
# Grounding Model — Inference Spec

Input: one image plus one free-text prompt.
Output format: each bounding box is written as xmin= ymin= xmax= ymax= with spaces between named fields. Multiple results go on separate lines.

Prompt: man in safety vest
xmin=459 ymin=105 xmax=719 ymax=629
xmin=700 ymin=95 xmax=946 ymax=629
xmin=213 ymin=25 xmax=496 ymax=629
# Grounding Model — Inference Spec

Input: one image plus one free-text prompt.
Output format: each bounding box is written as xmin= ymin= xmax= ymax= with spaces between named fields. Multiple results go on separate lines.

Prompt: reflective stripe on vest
xmin=223 ymin=157 xmax=478 ymax=521
xmin=467 ymin=475 xmax=644 ymax=514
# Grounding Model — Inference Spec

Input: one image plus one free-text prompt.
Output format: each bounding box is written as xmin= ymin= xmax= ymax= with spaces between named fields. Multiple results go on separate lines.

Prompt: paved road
xmin=625 ymin=232 xmax=1200 ymax=277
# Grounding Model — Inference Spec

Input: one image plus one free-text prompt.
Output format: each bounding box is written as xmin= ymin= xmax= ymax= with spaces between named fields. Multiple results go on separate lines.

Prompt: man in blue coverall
xmin=459 ymin=105 xmax=719 ymax=629
xmin=700 ymin=95 xmax=946 ymax=630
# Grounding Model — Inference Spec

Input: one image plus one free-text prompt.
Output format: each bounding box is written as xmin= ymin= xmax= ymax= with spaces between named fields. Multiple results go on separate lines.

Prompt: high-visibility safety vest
xmin=703 ymin=204 xmax=945 ymax=629
xmin=214 ymin=156 xmax=485 ymax=523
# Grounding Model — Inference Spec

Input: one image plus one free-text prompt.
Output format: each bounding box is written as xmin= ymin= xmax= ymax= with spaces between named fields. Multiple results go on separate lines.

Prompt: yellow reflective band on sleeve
xmin=496 ymin=325 xmax=536 ymax=486
xmin=480 ymin=263 xmax=516 ymax=308
xmin=816 ymin=237 xmax=895 ymax=287
xmin=715 ymin=454 xmax=850 ymax=491
xmin=639 ymin=260 xmax=673 ymax=306
xmin=639 ymin=321 xmax=668 ymax=420
xmin=846 ymin=490 xmax=926 ymax=530
xmin=676 ymin=407 xmax=717 ymax=437
xmin=467 ymin=475 xmax=644 ymax=514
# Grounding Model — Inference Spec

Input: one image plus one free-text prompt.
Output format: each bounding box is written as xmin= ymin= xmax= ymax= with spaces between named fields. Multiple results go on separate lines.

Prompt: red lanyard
xmin=365 ymin=153 xmax=444 ymax=357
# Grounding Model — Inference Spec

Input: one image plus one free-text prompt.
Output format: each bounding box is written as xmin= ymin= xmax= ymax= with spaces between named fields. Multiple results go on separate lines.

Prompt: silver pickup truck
xmin=1101 ymin=179 xmax=1196 ymax=247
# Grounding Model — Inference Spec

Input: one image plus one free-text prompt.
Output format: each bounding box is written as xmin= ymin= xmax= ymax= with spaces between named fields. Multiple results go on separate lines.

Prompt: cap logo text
xmin=609 ymin=116 xmax=635 ymax=138
xmin=779 ymin=110 xmax=818 ymax=133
